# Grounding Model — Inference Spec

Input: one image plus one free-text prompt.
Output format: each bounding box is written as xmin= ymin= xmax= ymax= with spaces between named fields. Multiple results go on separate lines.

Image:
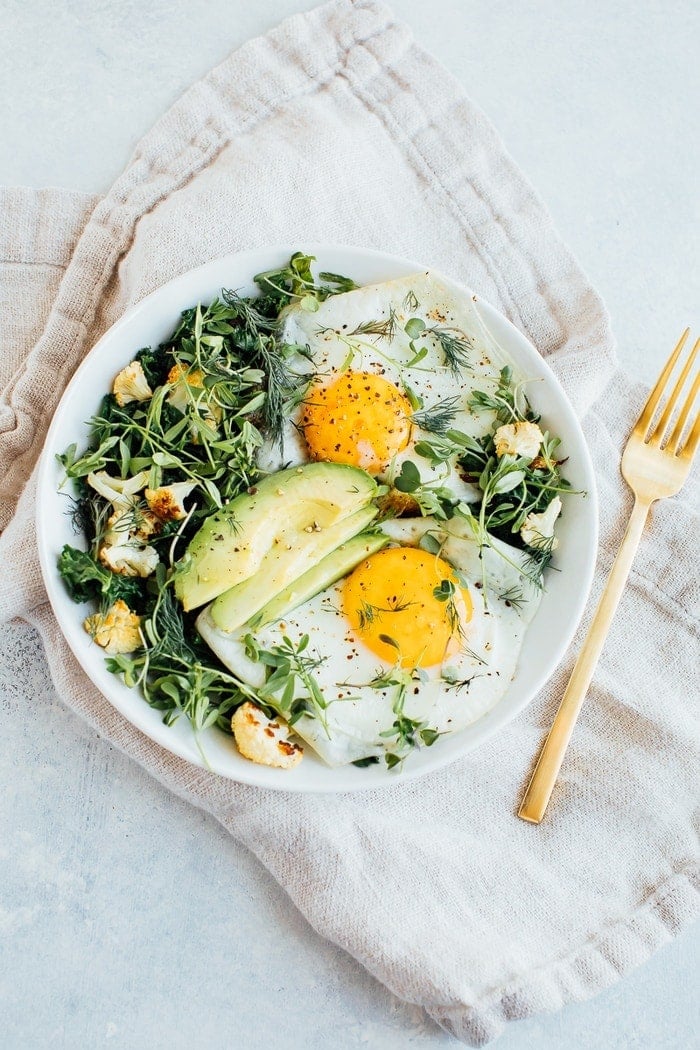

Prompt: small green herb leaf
xmin=394 ymin=460 xmax=421 ymax=493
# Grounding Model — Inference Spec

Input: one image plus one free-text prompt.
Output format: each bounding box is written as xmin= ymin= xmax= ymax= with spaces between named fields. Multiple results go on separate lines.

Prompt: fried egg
xmin=197 ymin=518 xmax=541 ymax=766
xmin=258 ymin=271 xmax=518 ymax=499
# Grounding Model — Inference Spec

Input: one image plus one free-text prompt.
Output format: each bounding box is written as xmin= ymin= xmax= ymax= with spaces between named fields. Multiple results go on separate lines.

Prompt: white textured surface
xmin=1 ymin=1 xmax=698 ymax=1047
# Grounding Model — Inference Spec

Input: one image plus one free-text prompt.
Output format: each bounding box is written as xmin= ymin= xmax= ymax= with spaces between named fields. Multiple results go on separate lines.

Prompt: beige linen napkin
xmin=1 ymin=1 xmax=698 ymax=1043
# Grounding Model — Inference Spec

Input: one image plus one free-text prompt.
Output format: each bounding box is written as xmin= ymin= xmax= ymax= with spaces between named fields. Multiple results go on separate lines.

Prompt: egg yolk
xmin=342 ymin=547 xmax=473 ymax=668
xmin=300 ymin=371 xmax=412 ymax=474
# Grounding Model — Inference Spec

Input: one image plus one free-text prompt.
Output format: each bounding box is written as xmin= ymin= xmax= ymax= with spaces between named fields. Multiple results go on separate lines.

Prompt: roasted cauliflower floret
xmin=494 ymin=421 xmax=544 ymax=461
xmin=166 ymin=363 xmax=221 ymax=431
xmin=84 ymin=599 xmax=142 ymax=654
xmin=112 ymin=360 xmax=153 ymax=407
xmin=166 ymin=363 xmax=205 ymax=413
xmin=520 ymin=495 xmax=562 ymax=550
xmin=145 ymin=481 xmax=196 ymax=522
xmin=99 ymin=541 xmax=159 ymax=578
xmin=231 ymin=701 xmax=303 ymax=769
xmin=103 ymin=503 xmax=162 ymax=544
xmin=87 ymin=470 xmax=150 ymax=512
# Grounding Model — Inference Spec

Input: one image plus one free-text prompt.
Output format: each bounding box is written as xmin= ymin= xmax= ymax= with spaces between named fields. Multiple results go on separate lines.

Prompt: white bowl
xmin=36 ymin=245 xmax=597 ymax=792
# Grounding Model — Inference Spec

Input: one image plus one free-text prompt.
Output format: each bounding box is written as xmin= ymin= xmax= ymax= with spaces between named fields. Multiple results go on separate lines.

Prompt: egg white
xmin=197 ymin=517 xmax=541 ymax=767
xmin=257 ymin=271 xmax=519 ymax=499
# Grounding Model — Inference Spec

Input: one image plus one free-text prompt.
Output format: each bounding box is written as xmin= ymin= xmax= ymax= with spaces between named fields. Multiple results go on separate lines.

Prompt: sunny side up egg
xmin=197 ymin=516 xmax=541 ymax=766
xmin=258 ymin=270 xmax=518 ymax=499
xmin=195 ymin=270 xmax=544 ymax=766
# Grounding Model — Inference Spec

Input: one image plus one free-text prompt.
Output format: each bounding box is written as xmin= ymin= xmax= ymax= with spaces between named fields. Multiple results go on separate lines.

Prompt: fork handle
xmin=518 ymin=496 xmax=651 ymax=823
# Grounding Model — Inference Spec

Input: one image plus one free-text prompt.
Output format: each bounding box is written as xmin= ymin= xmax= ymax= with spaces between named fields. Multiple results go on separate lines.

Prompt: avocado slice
xmin=250 ymin=529 xmax=389 ymax=628
xmin=175 ymin=463 xmax=377 ymax=610
xmin=209 ymin=505 xmax=379 ymax=632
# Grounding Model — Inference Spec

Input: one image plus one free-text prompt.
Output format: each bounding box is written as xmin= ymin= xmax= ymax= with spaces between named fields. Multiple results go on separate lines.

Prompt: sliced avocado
xmin=251 ymin=529 xmax=389 ymax=628
xmin=175 ymin=463 xmax=377 ymax=610
xmin=209 ymin=505 xmax=378 ymax=632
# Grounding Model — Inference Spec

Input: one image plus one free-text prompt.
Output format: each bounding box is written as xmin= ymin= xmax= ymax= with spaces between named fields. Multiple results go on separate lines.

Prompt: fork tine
xmin=653 ymin=337 xmax=700 ymax=444
xmin=680 ymin=409 xmax=700 ymax=459
xmin=681 ymin=410 xmax=700 ymax=461
xmin=637 ymin=328 xmax=689 ymax=437
xmin=669 ymin=370 xmax=700 ymax=451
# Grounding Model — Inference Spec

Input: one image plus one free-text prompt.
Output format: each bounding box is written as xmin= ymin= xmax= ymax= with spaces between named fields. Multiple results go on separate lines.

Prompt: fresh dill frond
xmin=403 ymin=316 xmax=474 ymax=376
xmin=403 ymin=289 xmax=420 ymax=312
xmin=411 ymin=395 xmax=461 ymax=434
xmin=348 ymin=307 xmax=398 ymax=341
xmin=219 ymin=288 xmax=278 ymax=332
xmin=498 ymin=585 xmax=526 ymax=610
xmin=357 ymin=601 xmax=379 ymax=630
xmin=357 ymin=594 xmax=416 ymax=629
xmin=427 ymin=325 xmax=475 ymax=376
xmin=250 ymin=333 xmax=305 ymax=445
xmin=522 ymin=533 xmax=557 ymax=581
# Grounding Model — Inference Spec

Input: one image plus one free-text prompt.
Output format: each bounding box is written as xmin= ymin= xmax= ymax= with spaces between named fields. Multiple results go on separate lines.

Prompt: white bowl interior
xmin=37 ymin=245 xmax=597 ymax=792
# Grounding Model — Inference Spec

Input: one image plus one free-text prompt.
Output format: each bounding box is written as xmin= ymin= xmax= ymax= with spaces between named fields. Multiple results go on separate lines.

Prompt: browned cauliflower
xmin=112 ymin=361 xmax=153 ymax=407
xmin=520 ymin=496 xmax=562 ymax=550
xmin=84 ymin=599 xmax=142 ymax=654
xmin=166 ymin=363 xmax=221 ymax=433
xmin=231 ymin=702 xmax=303 ymax=769
xmin=377 ymin=487 xmax=420 ymax=518
xmin=494 ymin=421 xmax=544 ymax=461
xmin=145 ymin=481 xmax=196 ymax=522
xmin=99 ymin=541 xmax=159 ymax=578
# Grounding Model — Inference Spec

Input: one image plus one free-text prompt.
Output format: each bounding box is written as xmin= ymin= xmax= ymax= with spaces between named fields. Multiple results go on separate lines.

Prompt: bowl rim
xmin=36 ymin=243 xmax=598 ymax=792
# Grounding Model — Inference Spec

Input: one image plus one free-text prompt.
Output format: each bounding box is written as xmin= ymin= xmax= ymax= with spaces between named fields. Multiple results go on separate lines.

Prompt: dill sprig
xmin=348 ymin=307 xmax=398 ymax=341
xmin=356 ymin=594 xmax=416 ymax=629
xmin=428 ymin=326 xmax=475 ymax=375
xmin=403 ymin=289 xmax=420 ymax=312
xmin=498 ymin=585 xmax=526 ymax=611
xmin=411 ymin=395 xmax=461 ymax=434
xmin=404 ymin=317 xmax=474 ymax=376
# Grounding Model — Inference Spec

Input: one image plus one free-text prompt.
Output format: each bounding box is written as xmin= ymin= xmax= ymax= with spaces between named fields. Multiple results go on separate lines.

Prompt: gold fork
xmin=518 ymin=329 xmax=700 ymax=824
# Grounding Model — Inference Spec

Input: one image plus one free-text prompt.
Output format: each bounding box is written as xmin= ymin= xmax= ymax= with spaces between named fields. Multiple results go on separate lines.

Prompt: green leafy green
xmin=58 ymin=252 xmax=358 ymax=740
xmin=58 ymin=545 xmax=145 ymax=610
xmin=106 ymin=568 xmax=250 ymax=741
xmin=243 ymin=632 xmax=331 ymax=733
xmin=392 ymin=459 xmax=458 ymax=520
xmin=254 ymin=252 xmax=358 ymax=310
